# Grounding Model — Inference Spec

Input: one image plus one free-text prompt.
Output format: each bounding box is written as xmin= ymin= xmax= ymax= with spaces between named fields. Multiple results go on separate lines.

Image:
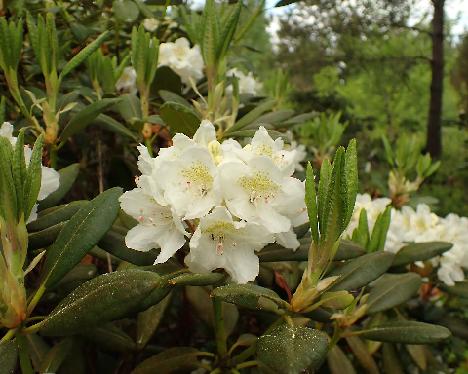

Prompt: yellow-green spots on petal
xmin=239 ymin=172 xmax=279 ymax=203
xmin=181 ymin=162 xmax=213 ymax=194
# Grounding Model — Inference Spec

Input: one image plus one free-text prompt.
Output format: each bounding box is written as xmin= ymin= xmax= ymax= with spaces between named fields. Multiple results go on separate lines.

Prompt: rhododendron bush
xmin=0 ymin=1 xmax=466 ymax=373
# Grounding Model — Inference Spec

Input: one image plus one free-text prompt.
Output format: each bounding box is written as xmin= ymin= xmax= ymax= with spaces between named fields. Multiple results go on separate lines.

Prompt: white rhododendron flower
xmin=345 ymin=193 xmax=468 ymax=285
xmin=158 ymin=37 xmax=204 ymax=85
xmin=0 ymin=122 xmax=60 ymax=222
xmin=219 ymin=156 xmax=306 ymax=237
xmin=185 ymin=207 xmax=274 ymax=283
xmin=120 ymin=121 xmax=307 ymax=283
xmin=119 ymin=188 xmax=188 ymax=264
xmin=227 ymin=68 xmax=263 ymax=96
xmin=142 ymin=18 xmax=159 ymax=32
xmin=115 ymin=67 xmax=137 ymax=94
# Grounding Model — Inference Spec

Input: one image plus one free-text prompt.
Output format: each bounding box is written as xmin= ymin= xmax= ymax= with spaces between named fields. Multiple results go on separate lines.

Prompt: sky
xmin=264 ymin=0 xmax=468 ymax=43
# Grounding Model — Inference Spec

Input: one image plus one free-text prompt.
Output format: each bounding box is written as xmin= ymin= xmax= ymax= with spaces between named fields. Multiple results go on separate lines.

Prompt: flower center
xmin=239 ymin=172 xmax=279 ymax=204
xmin=204 ymin=221 xmax=235 ymax=255
xmin=254 ymin=144 xmax=273 ymax=157
xmin=181 ymin=162 xmax=213 ymax=196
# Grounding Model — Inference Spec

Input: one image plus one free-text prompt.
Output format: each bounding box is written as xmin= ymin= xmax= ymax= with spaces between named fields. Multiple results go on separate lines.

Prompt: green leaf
xmin=137 ymin=294 xmax=171 ymax=349
xmin=367 ymin=273 xmax=422 ymax=314
xmin=133 ymin=347 xmax=204 ymax=374
xmin=60 ymin=32 xmax=109 ymax=80
xmin=329 ymin=251 xmax=395 ymax=291
xmin=24 ymin=334 xmax=50 ymax=372
xmin=82 ymin=323 xmax=136 ymax=353
xmin=225 ymin=99 xmax=276 ymax=134
xmin=358 ymin=321 xmax=450 ymax=344
xmin=152 ymin=67 xmax=182 ymax=96
xmin=158 ymin=90 xmax=191 ymax=108
xmin=38 ymin=338 xmax=73 ymax=373
xmin=41 ymin=187 xmax=122 ymax=288
xmin=256 ymin=324 xmax=329 ymax=374
xmin=113 ymin=0 xmax=140 ymax=22
xmin=258 ymin=239 xmax=365 ymax=262
xmin=216 ymin=0 xmax=241 ymax=60
xmin=15 ymin=335 xmax=33 ymax=374
xmin=27 ymin=201 xmax=87 ymax=232
xmin=343 ymin=139 xmax=358 ymax=228
xmin=59 ymin=98 xmax=122 ymax=145
xmin=391 ymin=242 xmax=452 ymax=267
xmin=345 ymin=336 xmax=379 ymax=374
xmin=305 ymin=163 xmax=319 ymax=244
xmin=38 ymin=164 xmax=80 ymax=210
xmin=28 ymin=221 xmax=66 ymax=250
xmin=327 ymin=345 xmax=356 ymax=374
xmin=23 ymin=135 xmax=44 ymax=219
xmin=115 ymin=94 xmax=142 ymax=124
xmin=351 ymin=209 xmax=370 ymax=248
xmin=169 ymin=272 xmax=226 ymax=287
xmin=334 ymin=240 xmax=366 ymax=260
xmin=0 ymin=341 xmax=18 ymax=374
xmin=160 ymin=101 xmax=201 ymax=137
xmin=368 ymin=206 xmax=391 ymax=252
xmin=212 ymin=283 xmax=289 ymax=314
xmin=95 ymin=114 xmax=138 ymax=140
xmin=40 ymin=269 xmax=167 ymax=336
xmin=382 ymin=344 xmax=404 ymax=374
xmin=0 ymin=97 xmax=5 ymax=123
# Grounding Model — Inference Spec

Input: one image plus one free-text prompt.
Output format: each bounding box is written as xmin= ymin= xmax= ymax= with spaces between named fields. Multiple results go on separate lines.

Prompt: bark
xmin=426 ymin=0 xmax=445 ymax=158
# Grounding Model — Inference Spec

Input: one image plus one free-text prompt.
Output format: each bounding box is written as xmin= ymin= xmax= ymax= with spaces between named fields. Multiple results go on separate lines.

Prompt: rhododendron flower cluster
xmin=0 ymin=122 xmax=60 ymax=222
xmin=158 ymin=37 xmax=204 ymax=86
xmin=119 ymin=121 xmax=307 ymax=283
xmin=345 ymin=193 xmax=468 ymax=285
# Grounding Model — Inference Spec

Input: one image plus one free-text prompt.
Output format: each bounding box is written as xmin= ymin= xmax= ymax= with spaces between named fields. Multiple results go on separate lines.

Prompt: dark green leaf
xmin=41 ymin=188 xmax=122 ymax=288
xmin=28 ymin=221 xmax=66 ymax=250
xmin=257 ymin=324 xmax=328 ymax=374
xmin=38 ymin=338 xmax=73 ymax=373
xmin=132 ymin=347 xmax=204 ymax=374
xmin=0 ymin=341 xmax=18 ymax=374
xmin=212 ymin=283 xmax=289 ymax=313
xmin=40 ymin=269 xmax=167 ymax=336
xmin=28 ymin=201 xmax=87 ymax=232
xmin=440 ymin=281 xmax=468 ymax=298
xmin=327 ymin=345 xmax=356 ymax=374
xmin=358 ymin=321 xmax=450 ymax=344
xmin=382 ymin=344 xmax=404 ymax=374
xmin=137 ymin=294 xmax=171 ymax=349
xmin=59 ymin=98 xmax=122 ymax=145
xmin=392 ymin=242 xmax=452 ymax=267
xmin=60 ymin=32 xmax=109 ymax=79
xmin=82 ymin=323 xmax=136 ymax=353
xmin=160 ymin=101 xmax=201 ymax=137
xmin=329 ymin=251 xmax=395 ymax=291
xmin=367 ymin=273 xmax=422 ymax=314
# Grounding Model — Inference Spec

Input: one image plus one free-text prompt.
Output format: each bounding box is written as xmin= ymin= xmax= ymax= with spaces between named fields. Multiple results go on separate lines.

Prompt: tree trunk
xmin=426 ymin=0 xmax=445 ymax=158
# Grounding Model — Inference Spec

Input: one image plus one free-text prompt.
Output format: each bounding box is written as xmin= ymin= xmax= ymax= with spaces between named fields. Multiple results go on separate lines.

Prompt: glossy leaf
xmin=257 ymin=324 xmax=328 ymax=374
xmin=212 ymin=283 xmax=289 ymax=313
xmin=40 ymin=269 xmax=166 ymax=336
xmin=41 ymin=187 xmax=122 ymax=288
